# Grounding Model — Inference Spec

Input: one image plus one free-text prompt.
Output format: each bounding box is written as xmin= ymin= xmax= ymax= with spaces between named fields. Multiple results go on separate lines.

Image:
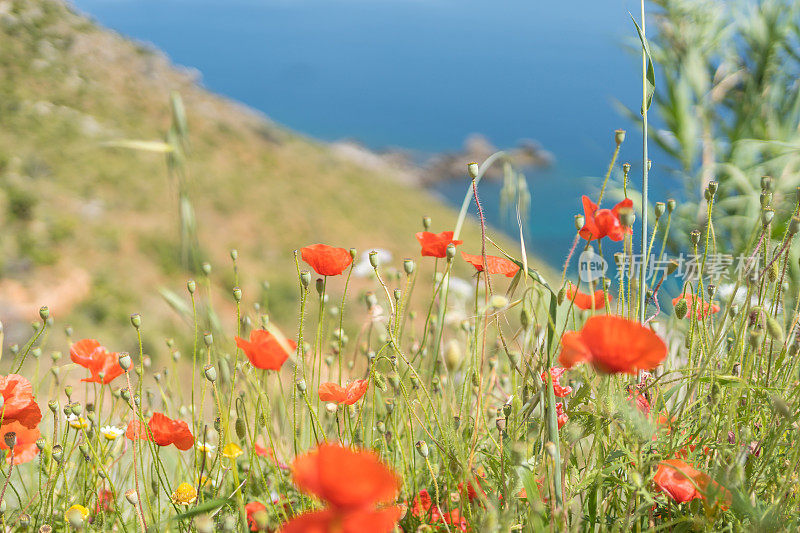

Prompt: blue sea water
xmin=70 ymin=0 xmax=677 ymax=268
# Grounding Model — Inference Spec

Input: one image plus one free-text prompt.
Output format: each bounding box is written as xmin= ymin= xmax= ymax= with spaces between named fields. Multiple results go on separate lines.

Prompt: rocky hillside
xmin=0 ymin=0 xmax=549 ymax=355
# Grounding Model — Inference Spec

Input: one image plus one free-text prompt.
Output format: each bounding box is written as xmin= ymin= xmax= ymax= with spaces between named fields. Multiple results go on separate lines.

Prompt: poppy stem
xmin=638 ymin=0 xmax=649 ymax=324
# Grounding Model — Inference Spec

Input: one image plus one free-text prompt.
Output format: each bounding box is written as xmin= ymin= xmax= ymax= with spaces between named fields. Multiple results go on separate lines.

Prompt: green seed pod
xmin=766 ymin=317 xmax=784 ymax=343
xmin=296 ymin=379 xmax=307 ymax=393
xmin=403 ymin=258 xmax=415 ymax=275
xmin=130 ymin=313 xmax=142 ymax=329
xmin=728 ymin=304 xmax=738 ymax=318
xmin=674 ymin=298 xmax=688 ymax=320
xmin=415 ymin=440 xmax=429 ymax=458
xmin=654 ymin=202 xmax=665 ymax=219
xmin=299 ymin=270 xmax=310 ymax=288
xmin=707 ymin=180 xmax=718 ymax=196
xmin=467 ymin=162 xmax=480 ymax=179
xmin=393 ymin=289 xmax=402 ymax=302
xmin=118 ymin=352 xmax=132 ymax=371
xmin=384 ymin=399 xmax=395 ymax=414
xmin=204 ymin=365 xmax=217 ymax=382
xmin=230 ymin=248 xmax=238 ymax=261
xmin=186 ymin=279 xmax=196 ymax=294
xmin=762 ymin=208 xmax=774 ymax=226
xmin=614 ymin=129 xmax=626 ymax=145
xmin=51 ymin=445 xmax=63 ymax=463
xmin=690 ymin=230 xmax=701 ymax=246
xmin=232 ymin=287 xmax=242 ymax=302
xmin=446 ymin=243 xmax=456 ymax=261
xmin=619 ymin=208 xmax=635 ymax=228
xmin=368 ymin=250 xmax=379 ymax=268
xmin=574 ymin=214 xmax=585 ymax=231
xmin=38 ymin=306 xmax=49 ymax=321
xmin=203 ymin=332 xmax=213 ymax=347
xmin=422 ymin=216 xmax=431 ymax=230
xmin=666 ymin=198 xmax=676 ymax=213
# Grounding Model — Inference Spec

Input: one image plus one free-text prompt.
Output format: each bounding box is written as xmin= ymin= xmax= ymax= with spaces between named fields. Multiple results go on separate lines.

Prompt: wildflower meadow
xmin=3 ymin=1 xmax=800 ymax=532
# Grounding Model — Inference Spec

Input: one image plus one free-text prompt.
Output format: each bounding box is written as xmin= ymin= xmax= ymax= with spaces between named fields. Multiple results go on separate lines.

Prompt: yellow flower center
xmin=221 ymin=443 xmax=243 ymax=459
xmin=171 ymin=482 xmax=198 ymax=505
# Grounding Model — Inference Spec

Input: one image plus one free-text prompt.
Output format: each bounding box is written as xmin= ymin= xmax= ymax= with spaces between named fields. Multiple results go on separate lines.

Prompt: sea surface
xmin=71 ymin=0 xmax=677 ymax=268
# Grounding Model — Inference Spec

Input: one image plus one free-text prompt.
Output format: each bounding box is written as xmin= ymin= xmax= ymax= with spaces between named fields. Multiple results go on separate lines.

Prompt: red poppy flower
xmin=254 ymin=440 xmax=289 ymax=469
xmin=672 ymin=294 xmax=720 ymax=319
xmin=281 ymin=443 xmax=402 ymax=533
xmin=0 ymin=374 xmax=42 ymax=429
xmin=301 ymin=244 xmax=353 ymax=276
xmin=236 ymin=330 xmax=295 ymax=371
xmin=558 ymin=315 xmax=667 ymax=374
xmin=556 ymin=402 xmax=568 ymax=429
xmin=627 ymin=390 xmax=651 ymax=416
xmin=126 ymin=412 xmax=194 ymax=451
xmin=457 ymin=476 xmax=486 ymax=504
xmin=95 ymin=489 xmax=114 ymax=514
xmin=541 ymin=367 xmax=573 ymax=397
xmin=565 ymin=282 xmax=612 ymax=310
xmin=70 ymin=339 xmax=124 ymax=385
xmin=578 ymin=196 xmax=633 ymax=241
xmin=0 ymin=421 xmax=40 ymax=465
xmin=318 ymin=380 xmax=369 ymax=405
xmin=461 ymin=252 xmax=519 ymax=277
xmin=654 ymin=459 xmax=730 ymax=508
xmin=245 ymin=501 xmax=267 ymax=532
xmin=416 ymin=231 xmax=463 ymax=258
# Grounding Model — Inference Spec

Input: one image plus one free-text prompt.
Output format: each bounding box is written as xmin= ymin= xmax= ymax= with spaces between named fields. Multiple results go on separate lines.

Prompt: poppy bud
xmin=766 ymin=317 xmax=784 ymax=343
xmin=403 ymin=258 xmax=415 ymax=276
xmin=760 ymin=192 xmax=772 ymax=209
xmin=690 ymin=230 xmax=701 ymax=246
xmin=368 ymin=250 xmax=380 ymax=268
xmin=415 ymin=440 xmax=429 ymax=458
xmin=130 ymin=313 xmax=141 ymax=329
xmin=299 ymin=270 xmax=310 ymax=288
xmin=422 ymin=216 xmax=431 ymax=230
xmin=232 ymin=287 xmax=242 ymax=302
xmin=315 ymin=278 xmax=324 ymax=296
xmin=761 ymin=175 xmax=772 ymax=191
xmin=446 ymin=243 xmax=456 ymax=261
xmin=444 ymin=340 xmax=462 ymax=371
xmin=654 ymin=202 xmax=665 ymax=219
xmin=118 ymin=352 xmax=132 ymax=371
xmin=235 ymin=418 xmax=246 ymax=439
xmin=38 ymin=306 xmax=49 ymax=321
xmin=204 ymin=365 xmax=217 ymax=382
xmin=574 ymin=214 xmax=585 ymax=231
xmin=762 ymin=208 xmax=774 ymax=226
xmin=203 ymin=332 xmax=213 ymax=347
xmin=490 ymin=295 xmax=509 ymax=309
xmin=790 ymin=216 xmax=800 ymax=235
xmin=614 ymin=129 xmax=626 ymax=145
xmin=187 ymin=280 xmax=196 ymax=294
xmin=674 ymin=298 xmax=688 ymax=320
xmin=520 ymin=307 xmax=531 ymax=330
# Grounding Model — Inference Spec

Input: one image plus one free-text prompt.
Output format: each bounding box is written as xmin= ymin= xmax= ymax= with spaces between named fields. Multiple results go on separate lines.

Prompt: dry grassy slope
xmin=0 ymin=0 xmax=552 ymax=355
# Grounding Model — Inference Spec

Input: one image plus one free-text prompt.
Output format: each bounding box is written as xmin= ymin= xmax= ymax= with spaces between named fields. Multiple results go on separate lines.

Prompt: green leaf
xmin=630 ymin=12 xmax=656 ymax=112
xmin=173 ymin=497 xmax=231 ymax=521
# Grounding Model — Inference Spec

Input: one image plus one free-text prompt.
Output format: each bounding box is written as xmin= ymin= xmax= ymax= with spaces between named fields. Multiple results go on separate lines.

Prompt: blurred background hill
xmin=0 ymin=0 xmax=546 ymax=354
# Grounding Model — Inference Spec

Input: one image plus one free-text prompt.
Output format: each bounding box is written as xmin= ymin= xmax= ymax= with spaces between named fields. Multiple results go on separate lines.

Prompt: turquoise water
xmin=71 ymin=0 xmax=675 ymax=267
